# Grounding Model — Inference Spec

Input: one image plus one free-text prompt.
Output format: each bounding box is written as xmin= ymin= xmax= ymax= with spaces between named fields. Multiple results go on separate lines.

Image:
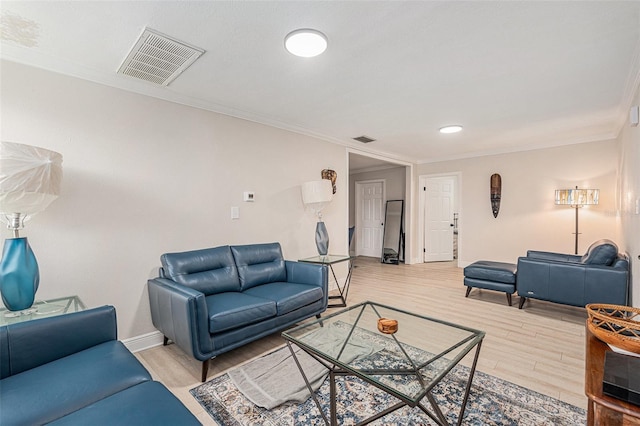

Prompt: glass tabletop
xmin=282 ymin=301 xmax=484 ymax=404
xmin=0 ymin=296 xmax=86 ymax=326
xmin=298 ymin=254 xmax=353 ymax=264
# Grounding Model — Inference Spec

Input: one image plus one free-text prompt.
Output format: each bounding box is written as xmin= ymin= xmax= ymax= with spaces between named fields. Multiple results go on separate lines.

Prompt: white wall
xmin=416 ymin=140 xmax=621 ymax=265
xmin=0 ymin=60 xmax=348 ymax=339
xmin=617 ymin=84 xmax=640 ymax=307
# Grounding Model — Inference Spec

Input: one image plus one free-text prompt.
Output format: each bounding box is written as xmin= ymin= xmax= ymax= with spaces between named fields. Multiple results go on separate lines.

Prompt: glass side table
xmin=0 ymin=295 xmax=86 ymax=326
xmin=299 ymin=255 xmax=354 ymax=308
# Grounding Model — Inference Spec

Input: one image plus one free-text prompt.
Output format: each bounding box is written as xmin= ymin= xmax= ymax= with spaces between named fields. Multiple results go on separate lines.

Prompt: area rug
xmin=191 ymin=346 xmax=586 ymax=425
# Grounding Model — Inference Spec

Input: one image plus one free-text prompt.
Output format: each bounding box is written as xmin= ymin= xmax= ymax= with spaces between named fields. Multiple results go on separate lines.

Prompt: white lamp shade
xmin=0 ymin=141 xmax=63 ymax=215
xmin=301 ymin=180 xmax=333 ymax=213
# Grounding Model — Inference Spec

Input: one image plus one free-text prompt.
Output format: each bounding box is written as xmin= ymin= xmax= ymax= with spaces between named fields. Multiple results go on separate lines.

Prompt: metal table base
xmin=286 ymin=338 xmax=483 ymax=426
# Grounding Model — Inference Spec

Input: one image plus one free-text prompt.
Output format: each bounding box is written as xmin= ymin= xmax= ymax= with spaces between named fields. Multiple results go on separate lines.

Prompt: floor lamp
xmin=555 ymin=186 xmax=599 ymax=254
xmin=0 ymin=141 xmax=63 ymax=312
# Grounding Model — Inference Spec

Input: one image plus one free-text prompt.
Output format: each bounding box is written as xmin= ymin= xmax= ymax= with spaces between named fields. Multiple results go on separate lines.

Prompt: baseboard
xmin=122 ymin=330 xmax=164 ymax=353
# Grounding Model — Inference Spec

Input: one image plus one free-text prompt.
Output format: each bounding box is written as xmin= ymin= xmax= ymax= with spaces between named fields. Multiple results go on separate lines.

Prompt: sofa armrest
xmin=0 ymin=305 xmax=117 ymax=379
xmin=147 ymin=278 xmax=213 ymax=360
xmin=526 ymin=250 xmax=582 ymax=263
xmin=517 ymin=257 xmax=587 ymax=305
xmin=285 ymin=261 xmax=328 ymax=290
xmin=583 ymin=264 xmax=629 ymax=305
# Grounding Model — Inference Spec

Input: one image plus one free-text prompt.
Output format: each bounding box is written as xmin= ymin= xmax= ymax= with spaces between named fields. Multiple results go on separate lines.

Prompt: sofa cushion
xmin=161 ymin=245 xmax=240 ymax=295
xmin=48 ymin=381 xmax=200 ymax=425
xmin=244 ymin=282 xmax=324 ymax=315
xmin=581 ymin=239 xmax=618 ymax=266
xmin=231 ymin=243 xmax=287 ymax=290
xmin=0 ymin=341 xmax=151 ymax=426
xmin=206 ymin=292 xmax=277 ymax=333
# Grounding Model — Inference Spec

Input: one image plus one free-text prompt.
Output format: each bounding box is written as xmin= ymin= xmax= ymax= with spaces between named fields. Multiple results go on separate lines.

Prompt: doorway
xmin=348 ymin=151 xmax=413 ymax=263
xmin=419 ymin=174 xmax=460 ymax=263
xmin=355 ymin=180 xmax=385 ymax=257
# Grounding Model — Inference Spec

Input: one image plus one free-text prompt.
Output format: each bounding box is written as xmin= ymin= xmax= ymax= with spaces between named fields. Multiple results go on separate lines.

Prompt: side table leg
xmin=342 ymin=259 xmax=354 ymax=304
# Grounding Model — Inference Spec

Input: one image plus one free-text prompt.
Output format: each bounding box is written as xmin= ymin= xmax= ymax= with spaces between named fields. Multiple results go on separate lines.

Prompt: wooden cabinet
xmin=585 ymin=324 xmax=640 ymax=425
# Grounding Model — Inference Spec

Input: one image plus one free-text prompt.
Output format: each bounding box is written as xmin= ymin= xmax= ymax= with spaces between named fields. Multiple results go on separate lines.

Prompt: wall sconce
xmin=555 ymin=186 xmax=599 ymax=254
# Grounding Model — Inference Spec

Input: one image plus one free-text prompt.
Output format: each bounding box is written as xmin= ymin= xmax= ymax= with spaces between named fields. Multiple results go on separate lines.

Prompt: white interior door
xmin=356 ymin=181 xmax=384 ymax=257
xmin=424 ymin=176 xmax=455 ymax=262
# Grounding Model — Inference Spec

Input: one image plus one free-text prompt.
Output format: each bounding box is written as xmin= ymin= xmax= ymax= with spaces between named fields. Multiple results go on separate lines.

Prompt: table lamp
xmin=0 ymin=141 xmax=63 ymax=312
xmin=301 ymin=180 xmax=333 ymax=255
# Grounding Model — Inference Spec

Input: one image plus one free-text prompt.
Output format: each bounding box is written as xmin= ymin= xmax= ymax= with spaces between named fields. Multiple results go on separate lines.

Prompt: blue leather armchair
xmin=148 ymin=242 xmax=328 ymax=381
xmin=0 ymin=306 xmax=199 ymax=425
xmin=516 ymin=239 xmax=629 ymax=309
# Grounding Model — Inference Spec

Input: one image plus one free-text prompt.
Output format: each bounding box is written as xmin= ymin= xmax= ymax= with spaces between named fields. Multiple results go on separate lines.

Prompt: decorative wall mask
xmin=490 ymin=173 xmax=502 ymax=218
xmin=321 ymin=169 xmax=337 ymax=194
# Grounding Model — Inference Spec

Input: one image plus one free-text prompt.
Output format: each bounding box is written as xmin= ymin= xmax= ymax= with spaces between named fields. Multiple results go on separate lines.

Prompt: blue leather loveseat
xmin=0 ymin=305 xmax=200 ymax=426
xmin=147 ymin=242 xmax=328 ymax=381
xmin=516 ymin=239 xmax=629 ymax=309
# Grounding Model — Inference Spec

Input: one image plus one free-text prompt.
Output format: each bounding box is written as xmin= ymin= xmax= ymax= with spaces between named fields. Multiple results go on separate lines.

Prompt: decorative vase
xmin=315 ymin=221 xmax=329 ymax=255
xmin=0 ymin=237 xmax=40 ymax=311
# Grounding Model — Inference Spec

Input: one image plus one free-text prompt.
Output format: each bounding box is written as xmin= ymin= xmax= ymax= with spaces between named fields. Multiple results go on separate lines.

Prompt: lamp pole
xmin=573 ymin=205 xmax=580 ymax=255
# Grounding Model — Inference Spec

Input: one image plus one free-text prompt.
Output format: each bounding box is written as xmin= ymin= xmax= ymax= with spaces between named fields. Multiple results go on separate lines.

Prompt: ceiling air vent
xmin=118 ymin=28 xmax=204 ymax=86
xmin=353 ymin=135 xmax=376 ymax=143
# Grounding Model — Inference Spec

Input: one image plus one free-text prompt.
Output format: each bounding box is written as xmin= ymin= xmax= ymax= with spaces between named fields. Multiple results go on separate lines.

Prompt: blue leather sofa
xmin=0 ymin=305 xmax=200 ymax=426
xmin=147 ymin=242 xmax=328 ymax=381
xmin=516 ymin=239 xmax=629 ymax=309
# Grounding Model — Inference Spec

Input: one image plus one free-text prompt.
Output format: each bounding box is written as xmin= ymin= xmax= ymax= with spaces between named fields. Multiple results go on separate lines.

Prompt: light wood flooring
xmin=135 ymin=257 xmax=588 ymax=424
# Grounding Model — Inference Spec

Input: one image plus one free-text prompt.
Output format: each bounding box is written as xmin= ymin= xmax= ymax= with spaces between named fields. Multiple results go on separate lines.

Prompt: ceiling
xmin=1 ymin=1 xmax=639 ymax=165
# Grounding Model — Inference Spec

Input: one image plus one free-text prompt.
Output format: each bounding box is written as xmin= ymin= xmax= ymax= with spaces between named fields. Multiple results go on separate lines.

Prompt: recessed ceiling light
xmin=439 ymin=125 xmax=463 ymax=134
xmin=285 ymin=29 xmax=327 ymax=58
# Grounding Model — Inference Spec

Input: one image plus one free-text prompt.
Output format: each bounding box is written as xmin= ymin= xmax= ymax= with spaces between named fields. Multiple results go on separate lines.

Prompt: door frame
xmin=419 ymin=172 xmax=462 ymax=266
xmin=347 ymin=149 xmax=414 ymax=264
xmin=354 ymin=179 xmax=386 ymax=257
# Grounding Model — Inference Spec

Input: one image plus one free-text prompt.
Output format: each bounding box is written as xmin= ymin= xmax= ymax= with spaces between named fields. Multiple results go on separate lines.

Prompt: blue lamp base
xmin=315 ymin=221 xmax=329 ymax=256
xmin=0 ymin=237 xmax=40 ymax=311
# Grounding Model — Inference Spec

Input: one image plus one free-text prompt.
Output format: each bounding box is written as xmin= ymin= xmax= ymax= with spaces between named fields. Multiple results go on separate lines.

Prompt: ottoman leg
xmin=465 ymin=287 xmax=472 ymax=297
xmin=506 ymin=293 xmax=512 ymax=306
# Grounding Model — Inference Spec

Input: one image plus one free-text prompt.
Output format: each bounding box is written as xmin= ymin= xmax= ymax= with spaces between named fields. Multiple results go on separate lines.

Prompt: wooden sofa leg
xmin=163 ymin=336 xmax=169 ymax=346
xmin=518 ymin=297 xmax=526 ymax=309
xmin=465 ymin=287 xmax=472 ymax=297
xmin=506 ymin=293 xmax=512 ymax=306
xmin=201 ymin=360 xmax=209 ymax=382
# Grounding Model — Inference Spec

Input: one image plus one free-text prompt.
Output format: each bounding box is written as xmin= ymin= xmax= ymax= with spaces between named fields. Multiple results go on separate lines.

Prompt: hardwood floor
xmin=135 ymin=257 xmax=588 ymax=424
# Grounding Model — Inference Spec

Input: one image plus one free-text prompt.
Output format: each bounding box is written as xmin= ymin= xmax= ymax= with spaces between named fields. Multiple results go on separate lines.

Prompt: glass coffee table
xmin=282 ymin=301 xmax=485 ymax=425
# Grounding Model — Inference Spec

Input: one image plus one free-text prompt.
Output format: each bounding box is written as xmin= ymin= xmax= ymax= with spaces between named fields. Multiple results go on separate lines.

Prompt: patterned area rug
xmin=191 ymin=347 xmax=586 ymax=425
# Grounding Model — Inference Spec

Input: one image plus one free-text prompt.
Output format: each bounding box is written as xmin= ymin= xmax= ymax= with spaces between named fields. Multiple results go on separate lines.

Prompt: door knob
xmin=450 ymin=224 xmax=454 ymax=227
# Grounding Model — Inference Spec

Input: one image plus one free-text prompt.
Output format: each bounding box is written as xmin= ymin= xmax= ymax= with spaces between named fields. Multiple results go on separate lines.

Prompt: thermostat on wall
xmin=243 ymin=191 xmax=255 ymax=202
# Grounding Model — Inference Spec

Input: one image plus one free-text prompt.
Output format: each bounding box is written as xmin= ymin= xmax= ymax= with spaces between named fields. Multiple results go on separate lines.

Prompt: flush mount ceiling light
xmin=285 ymin=29 xmax=327 ymax=58
xmin=439 ymin=125 xmax=463 ymax=134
